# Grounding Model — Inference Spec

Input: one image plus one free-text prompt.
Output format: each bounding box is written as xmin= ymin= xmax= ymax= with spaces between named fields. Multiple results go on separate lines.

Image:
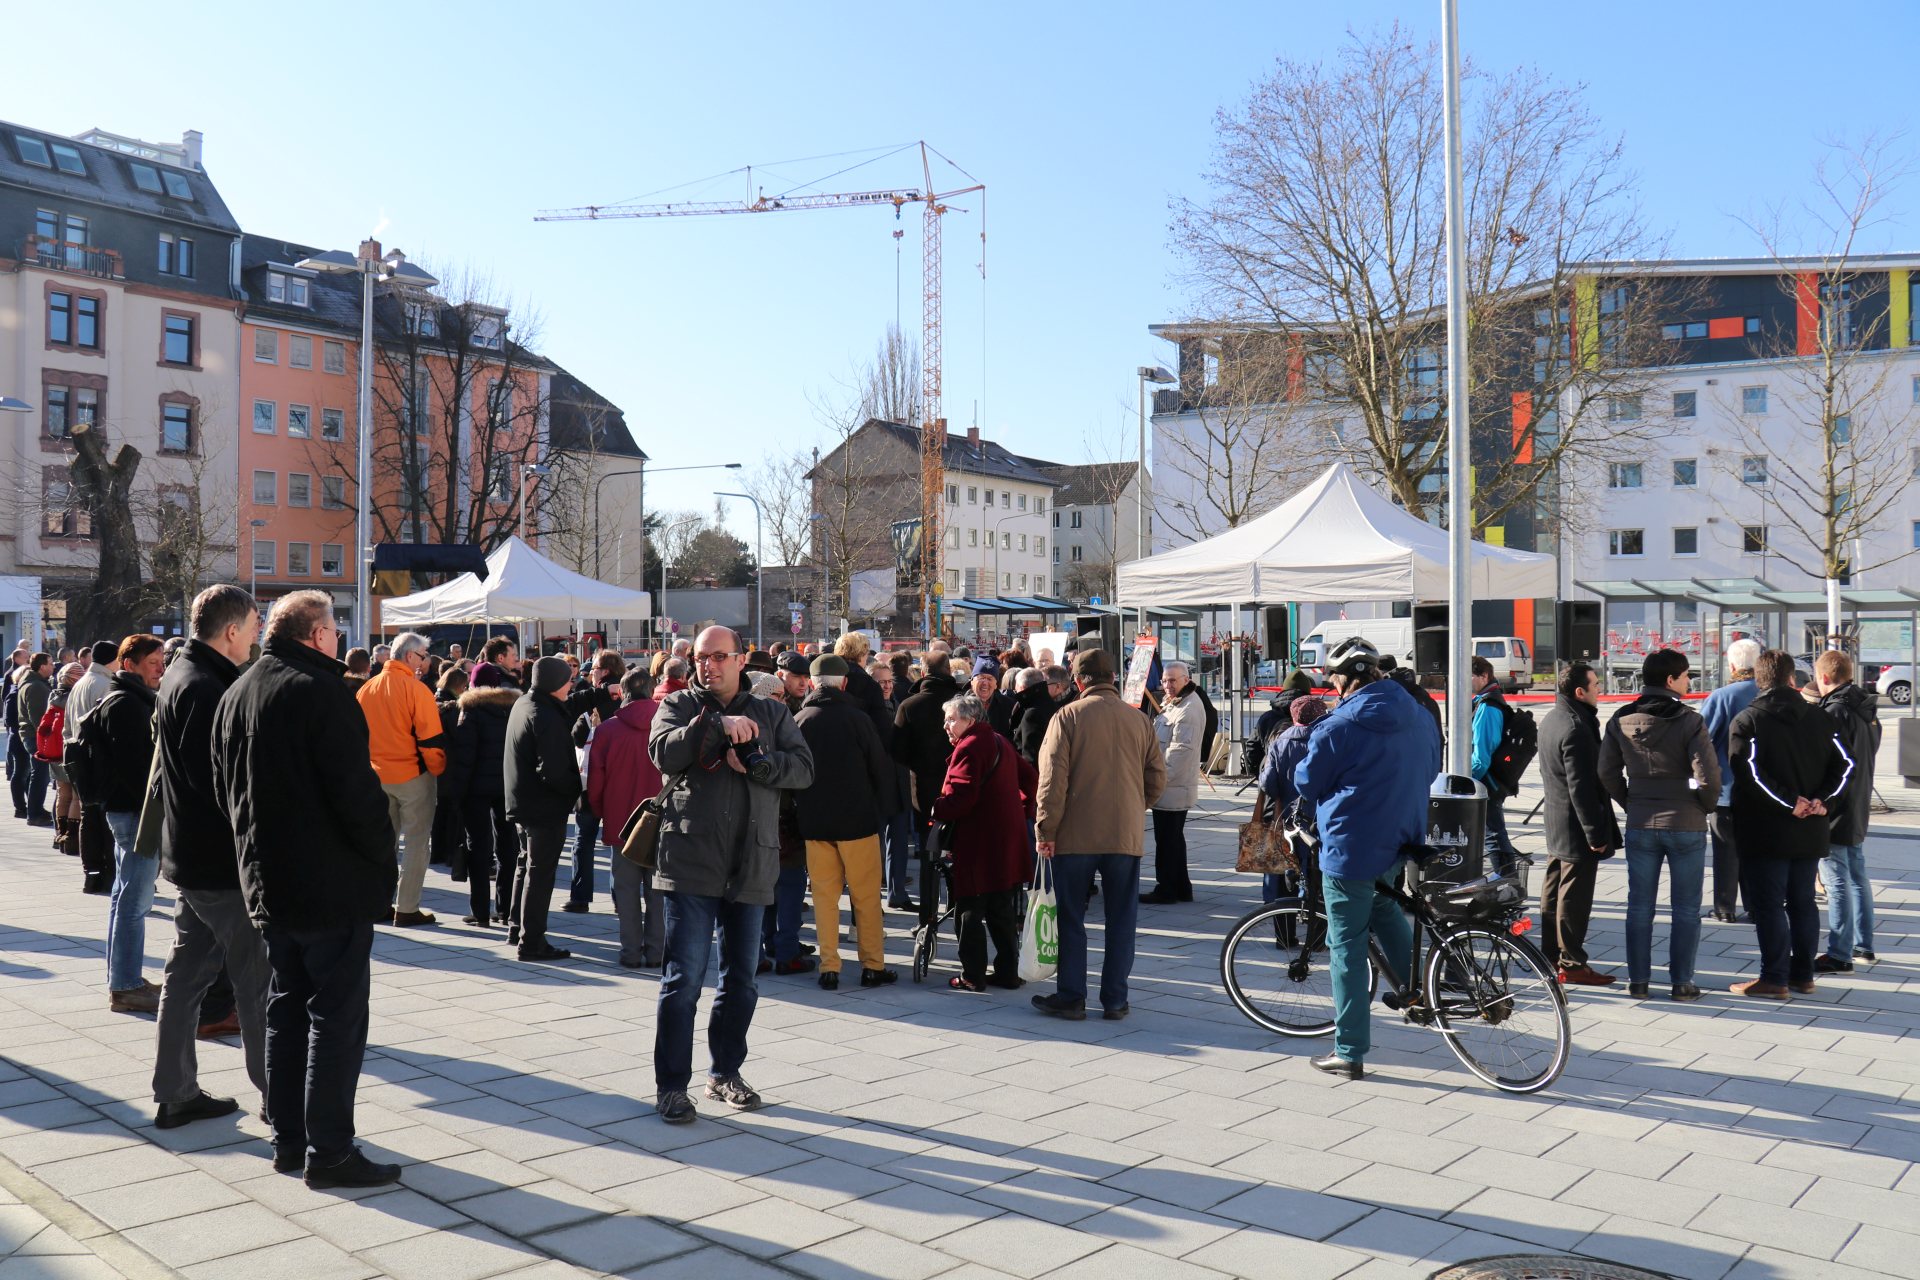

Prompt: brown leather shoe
xmin=109 ymin=986 xmax=161 ymax=1014
xmin=1789 ymin=980 xmax=1817 ymax=996
xmin=1557 ymin=965 xmax=1617 ymax=986
xmin=1730 ymin=979 xmax=1790 ymax=999
xmin=196 ymin=1012 xmax=241 ymax=1039
xmin=391 ymin=910 xmax=438 ymax=927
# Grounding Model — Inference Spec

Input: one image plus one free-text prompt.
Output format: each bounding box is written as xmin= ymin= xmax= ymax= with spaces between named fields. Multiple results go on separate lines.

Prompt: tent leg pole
xmin=1228 ymin=602 xmax=1242 ymax=773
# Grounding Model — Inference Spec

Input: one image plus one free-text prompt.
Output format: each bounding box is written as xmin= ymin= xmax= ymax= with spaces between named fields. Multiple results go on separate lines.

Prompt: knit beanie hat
xmin=533 ymin=655 xmax=573 ymax=694
xmin=1291 ymin=695 xmax=1329 ymax=727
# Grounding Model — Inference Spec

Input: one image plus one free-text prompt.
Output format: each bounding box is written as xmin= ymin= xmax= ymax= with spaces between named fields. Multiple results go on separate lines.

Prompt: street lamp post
xmin=296 ymin=245 xmax=438 ymax=650
xmin=1134 ymin=365 xmax=1174 ymax=639
xmin=519 ymin=462 xmax=552 ymax=543
xmin=714 ymin=491 xmax=764 ymax=650
xmin=592 ymin=461 xmax=742 ymax=583
xmin=247 ymin=518 xmax=269 ymax=601
xmin=659 ymin=514 xmax=701 ymax=640
xmin=1440 ymin=0 xmax=1474 ymax=773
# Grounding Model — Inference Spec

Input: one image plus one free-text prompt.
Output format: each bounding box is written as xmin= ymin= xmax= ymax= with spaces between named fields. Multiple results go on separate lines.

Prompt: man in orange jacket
xmin=357 ymin=632 xmax=447 ymax=925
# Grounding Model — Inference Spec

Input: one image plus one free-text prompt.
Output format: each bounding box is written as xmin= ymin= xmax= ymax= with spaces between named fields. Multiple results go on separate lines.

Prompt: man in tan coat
xmin=1033 ymin=646 xmax=1166 ymax=1021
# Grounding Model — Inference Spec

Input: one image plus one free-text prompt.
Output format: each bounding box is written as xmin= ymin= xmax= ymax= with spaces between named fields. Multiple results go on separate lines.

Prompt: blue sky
xmin=8 ymin=1 xmax=1915 ymax=542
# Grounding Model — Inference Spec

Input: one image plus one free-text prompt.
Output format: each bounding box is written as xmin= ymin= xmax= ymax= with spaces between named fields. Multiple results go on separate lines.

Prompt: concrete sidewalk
xmin=0 ymin=791 xmax=1912 ymax=1279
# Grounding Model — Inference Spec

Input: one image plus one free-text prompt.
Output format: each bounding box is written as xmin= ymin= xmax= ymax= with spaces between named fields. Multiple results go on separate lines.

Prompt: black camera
xmin=730 ymin=739 xmax=769 ymax=773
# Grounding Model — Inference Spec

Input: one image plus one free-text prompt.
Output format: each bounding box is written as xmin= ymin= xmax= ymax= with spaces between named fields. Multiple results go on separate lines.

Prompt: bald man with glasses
xmin=647 ymin=627 xmax=813 ymax=1125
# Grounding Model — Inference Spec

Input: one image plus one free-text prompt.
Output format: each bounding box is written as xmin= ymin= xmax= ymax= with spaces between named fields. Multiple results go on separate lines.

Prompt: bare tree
xmin=1169 ymin=25 xmax=1680 ymax=535
xmin=65 ymin=420 xmax=145 ymax=642
xmin=741 ymin=449 xmax=815 ymax=568
xmin=857 ymin=323 xmax=921 ymax=426
xmin=1715 ymin=137 xmax=1918 ymax=634
xmin=145 ymin=451 xmax=238 ymax=627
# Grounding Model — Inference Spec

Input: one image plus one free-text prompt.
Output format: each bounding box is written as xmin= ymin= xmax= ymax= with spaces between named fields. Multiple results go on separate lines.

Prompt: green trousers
xmin=1322 ymin=860 xmax=1413 ymax=1063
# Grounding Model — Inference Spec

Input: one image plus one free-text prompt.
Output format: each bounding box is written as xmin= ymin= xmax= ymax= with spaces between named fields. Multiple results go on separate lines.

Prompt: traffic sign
xmin=1090 ymin=596 xmax=1102 ymax=605
xmin=933 ymin=582 xmax=945 ymax=596
xmin=790 ymin=621 xmax=802 ymax=634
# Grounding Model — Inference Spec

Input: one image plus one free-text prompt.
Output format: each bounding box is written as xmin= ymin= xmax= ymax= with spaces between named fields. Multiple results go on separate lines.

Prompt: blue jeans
xmin=1482 ymin=793 xmax=1515 ymax=877
xmin=1323 ymin=861 xmax=1412 ymax=1064
xmin=760 ymin=864 xmax=807 ymax=965
xmin=105 ymin=810 xmax=158 ymax=991
xmin=1624 ymin=828 xmax=1705 ymax=987
xmin=1820 ymin=844 xmax=1875 ymax=960
xmin=1048 ymin=853 xmax=1140 ymax=1012
xmin=7 ymin=731 xmax=30 ymax=810
xmin=656 ymin=891 xmax=762 ymax=1093
xmin=568 ymin=807 xmax=601 ymax=905
xmin=882 ymin=809 xmax=915 ymax=900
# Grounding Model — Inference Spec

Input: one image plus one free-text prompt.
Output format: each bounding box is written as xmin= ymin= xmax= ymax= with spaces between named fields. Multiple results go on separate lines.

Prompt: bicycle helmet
xmin=1325 ymin=635 xmax=1380 ymax=679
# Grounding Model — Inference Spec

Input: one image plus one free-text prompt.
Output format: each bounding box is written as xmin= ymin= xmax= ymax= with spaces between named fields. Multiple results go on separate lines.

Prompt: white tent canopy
xmin=380 ymin=536 xmax=653 ymax=627
xmin=1117 ymin=461 xmax=1556 ymax=606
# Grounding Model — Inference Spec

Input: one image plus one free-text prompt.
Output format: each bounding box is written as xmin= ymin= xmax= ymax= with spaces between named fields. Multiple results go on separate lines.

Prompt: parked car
xmin=1872 ymin=663 xmax=1913 ymax=707
xmin=1473 ymin=636 xmax=1532 ymax=693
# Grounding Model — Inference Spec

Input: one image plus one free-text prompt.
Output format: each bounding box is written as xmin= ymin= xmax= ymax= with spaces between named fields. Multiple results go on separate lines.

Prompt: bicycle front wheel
xmin=1424 ymin=927 xmax=1570 ymax=1093
xmin=1220 ymin=900 xmax=1370 ymax=1038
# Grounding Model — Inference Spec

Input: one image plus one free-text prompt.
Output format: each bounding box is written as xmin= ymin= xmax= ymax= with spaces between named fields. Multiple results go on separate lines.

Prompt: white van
xmin=1298 ymin=619 xmax=1415 ymax=679
xmin=1473 ymin=636 xmax=1532 ymax=692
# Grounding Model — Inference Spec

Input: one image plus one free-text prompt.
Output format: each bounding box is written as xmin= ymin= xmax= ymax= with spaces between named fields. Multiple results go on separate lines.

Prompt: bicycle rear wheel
xmin=1220 ymin=900 xmax=1370 ymax=1038
xmin=1424 ymin=927 xmax=1570 ymax=1093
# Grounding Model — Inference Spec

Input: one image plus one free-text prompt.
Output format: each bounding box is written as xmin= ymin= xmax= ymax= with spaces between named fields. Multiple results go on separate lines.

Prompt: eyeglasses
xmin=694 ymin=652 xmax=738 ymax=665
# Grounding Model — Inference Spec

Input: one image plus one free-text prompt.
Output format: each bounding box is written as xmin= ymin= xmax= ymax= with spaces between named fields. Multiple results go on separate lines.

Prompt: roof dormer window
xmin=470 ymin=313 xmax=503 ymax=351
xmin=14 ymin=136 xmax=51 ymax=167
xmin=162 ymin=169 xmax=193 ymax=200
xmin=48 ymin=143 xmax=86 ymax=175
xmin=129 ymin=162 xmax=164 ymax=194
xmin=267 ymin=270 xmax=310 ymax=307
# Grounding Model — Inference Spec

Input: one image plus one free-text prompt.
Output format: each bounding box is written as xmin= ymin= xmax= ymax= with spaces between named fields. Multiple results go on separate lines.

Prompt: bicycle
xmin=1219 ymin=860 xmax=1571 ymax=1093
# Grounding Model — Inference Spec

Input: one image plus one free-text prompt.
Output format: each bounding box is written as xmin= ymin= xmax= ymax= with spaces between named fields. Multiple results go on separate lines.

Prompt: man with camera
xmin=648 ymin=626 xmax=813 ymax=1125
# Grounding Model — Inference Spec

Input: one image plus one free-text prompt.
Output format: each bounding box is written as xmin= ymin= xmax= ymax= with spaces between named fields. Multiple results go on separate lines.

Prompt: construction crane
xmin=536 ymin=142 xmax=983 ymax=642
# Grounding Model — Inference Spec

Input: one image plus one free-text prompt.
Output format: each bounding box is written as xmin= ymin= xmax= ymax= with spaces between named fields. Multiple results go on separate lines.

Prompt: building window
xmin=1672 ymin=458 xmax=1697 ymax=488
xmin=14 ymin=136 xmax=50 ymax=167
xmin=1607 ymin=529 xmax=1644 ymax=557
xmin=253 ymin=540 xmax=275 ymax=575
xmin=289 ymin=335 xmax=312 ymax=370
xmin=48 ymin=292 xmax=100 ymax=350
xmin=1830 ymin=414 xmax=1850 ymax=445
xmin=967 ymin=487 xmax=977 ymax=504
xmin=321 ymin=543 xmax=344 ymax=577
xmin=1018 ymin=534 xmax=1028 ymax=551
xmin=947 ymin=484 xmax=958 ymax=505
xmin=1052 ymin=511 xmax=1060 ymax=528
xmin=1741 ymin=385 xmax=1767 ymax=415
xmin=1002 ymin=573 xmax=1011 ymax=591
xmin=157 ymin=234 xmax=194 ymax=278
xmin=1608 ymin=394 xmax=1642 ymax=422
xmin=162 ymin=314 xmax=194 ymax=365
xmin=48 ymin=142 xmax=84 ymax=175
xmin=1017 ymin=494 xmax=1028 ymax=511
xmin=1001 ymin=532 xmax=1011 ymax=550
xmin=161 ymin=169 xmax=192 ymax=199
xmin=1203 ymin=352 xmax=1220 ymax=387
xmin=967 ymin=528 xmax=978 ymax=547
xmin=43 ymin=387 xmax=69 ymax=439
xmin=1661 ymin=321 xmax=1709 ymax=340
xmin=1019 ymin=574 xmax=1028 ymax=591
xmin=1742 ymin=525 xmax=1767 ymax=554
xmin=1070 ymin=545 xmax=1084 ymax=562
xmin=1608 ymin=463 xmax=1643 ymax=490
xmin=161 ymin=402 xmax=193 ymax=453
xmin=266 ymin=272 xmax=310 ymax=307
xmin=470 ymin=314 xmax=503 ymax=350
xmin=252 ymin=400 xmax=276 ymax=434
xmin=254 ymin=330 xmax=277 ymax=363
xmin=1036 ymin=537 xmax=1045 ymax=557
xmin=983 ymin=489 xmax=995 ymax=507
xmin=287 ymin=474 xmax=311 ymax=507
xmin=488 ymin=459 xmax=511 ymax=503
xmin=1672 ymin=391 xmax=1696 ymax=418
xmin=1741 ymin=454 xmax=1768 ymax=486
xmin=287 ymin=405 xmax=311 ymax=438
xmin=1035 ymin=577 xmax=1045 ymax=594
xmin=1070 ymin=511 xmax=1083 ymax=529
xmin=1912 ymin=520 xmax=1920 ymax=551
xmin=253 ymin=471 xmax=277 ymax=506
xmin=1053 ymin=546 xmax=1061 ymax=564
xmin=404 ymin=300 xmax=438 ymax=337
xmin=287 ymin=543 xmax=311 ymax=576
xmin=948 ymin=569 xmax=960 ymax=591
xmin=127 ymin=161 xmax=162 ymax=192
xmin=42 ymin=474 xmax=91 ymax=538
xmin=948 ymin=528 xmax=960 ymax=549
xmin=323 ymin=341 xmax=346 ymax=375
xmin=321 ymin=408 xmax=344 ymax=441
xmin=1673 ymin=527 xmax=1699 ymax=556
xmin=322 ymin=477 xmax=346 ymax=509
xmin=1035 ymin=499 xmax=1045 ymax=515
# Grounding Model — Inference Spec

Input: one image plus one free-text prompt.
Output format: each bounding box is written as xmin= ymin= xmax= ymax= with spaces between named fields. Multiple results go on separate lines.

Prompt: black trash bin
xmin=1416 ymin=772 xmax=1485 ymax=891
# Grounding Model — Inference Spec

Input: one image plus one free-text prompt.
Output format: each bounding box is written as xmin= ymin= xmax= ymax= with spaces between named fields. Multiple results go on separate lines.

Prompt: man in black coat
xmin=152 ymin=586 xmax=273 ymax=1132
xmin=212 ymin=590 xmax=399 ymax=1189
xmin=795 ymin=655 xmax=894 ymax=988
xmin=1536 ymin=662 xmax=1621 ymax=985
xmin=1010 ymin=666 xmax=1068 ymax=765
xmin=97 ymin=634 xmax=166 ymax=1011
xmin=504 ymin=657 xmax=583 ymax=963
xmin=893 ymin=654 xmax=961 ymax=842
xmin=1812 ymin=650 xmax=1880 ymax=972
xmin=1727 ymin=649 xmax=1854 ymax=1000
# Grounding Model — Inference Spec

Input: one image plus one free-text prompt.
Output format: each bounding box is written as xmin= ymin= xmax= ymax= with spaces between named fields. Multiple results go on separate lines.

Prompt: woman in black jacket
xmin=1727 ymin=650 xmax=1853 ymax=999
xmin=431 ymin=667 xmax=470 ymax=872
xmin=454 ymin=685 xmax=519 ymax=926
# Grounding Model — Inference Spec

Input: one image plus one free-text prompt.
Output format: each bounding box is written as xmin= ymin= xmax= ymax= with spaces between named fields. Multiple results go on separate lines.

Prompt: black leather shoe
xmin=1310 ymin=1054 xmax=1363 ymax=1080
xmin=819 ymin=972 xmax=839 ymax=991
xmin=272 ymin=1145 xmax=304 ymax=1174
xmin=1139 ymin=888 xmax=1181 ymax=905
xmin=516 ymin=943 xmax=571 ymax=962
xmin=561 ymin=901 xmax=589 ymax=914
xmin=860 ymin=967 xmax=898 ymax=988
xmin=1103 ymin=1005 xmax=1130 ymax=1021
xmin=1031 ymin=993 xmax=1086 ymax=1021
xmin=1627 ymin=982 xmax=1650 ymax=999
xmin=1813 ymin=954 xmax=1854 ymax=974
xmin=305 ymin=1148 xmax=401 ymax=1189
xmin=1671 ymin=983 xmax=1702 ymax=1002
xmin=155 ymin=1091 xmax=239 ymax=1130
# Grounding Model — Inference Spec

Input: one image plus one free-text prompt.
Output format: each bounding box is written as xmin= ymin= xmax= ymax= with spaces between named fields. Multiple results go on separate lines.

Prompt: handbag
xmin=1236 ymin=794 xmax=1298 ymax=875
xmin=1017 ymin=857 xmax=1058 ymax=982
xmin=616 ymin=771 xmax=688 ymax=872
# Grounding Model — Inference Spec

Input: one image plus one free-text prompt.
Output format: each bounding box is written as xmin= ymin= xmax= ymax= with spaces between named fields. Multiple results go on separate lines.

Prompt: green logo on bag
xmin=1034 ymin=903 xmax=1058 ymax=966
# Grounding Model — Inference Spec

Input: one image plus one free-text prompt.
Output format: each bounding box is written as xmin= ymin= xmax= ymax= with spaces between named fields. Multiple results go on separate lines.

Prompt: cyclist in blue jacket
xmin=1295 ymin=636 xmax=1444 ymax=1079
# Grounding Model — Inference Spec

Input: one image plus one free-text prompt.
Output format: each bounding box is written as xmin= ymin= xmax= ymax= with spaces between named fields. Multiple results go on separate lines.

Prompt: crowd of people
xmin=1 ymin=592 xmax=1209 ymax=1176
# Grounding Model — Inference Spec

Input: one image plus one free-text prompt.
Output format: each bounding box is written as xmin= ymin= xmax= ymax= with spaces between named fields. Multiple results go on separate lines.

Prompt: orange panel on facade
xmin=1795 ymin=272 xmax=1820 ymax=355
xmin=1707 ymin=315 xmax=1744 ymax=340
xmin=1510 ymin=391 xmax=1533 ymax=464
xmin=1513 ymin=599 xmax=1534 ymax=654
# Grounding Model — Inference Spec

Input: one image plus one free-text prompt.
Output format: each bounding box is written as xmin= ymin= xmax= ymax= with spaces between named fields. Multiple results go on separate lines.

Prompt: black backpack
xmin=1488 ymin=701 xmax=1538 ymax=796
xmin=63 ymin=695 xmax=114 ymax=806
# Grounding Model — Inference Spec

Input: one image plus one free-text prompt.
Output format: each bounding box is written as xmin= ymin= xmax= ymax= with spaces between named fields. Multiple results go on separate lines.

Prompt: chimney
xmin=966 ymin=425 xmax=980 ymax=448
xmin=181 ymin=130 xmax=203 ymax=170
xmin=357 ymin=238 xmax=383 ymax=265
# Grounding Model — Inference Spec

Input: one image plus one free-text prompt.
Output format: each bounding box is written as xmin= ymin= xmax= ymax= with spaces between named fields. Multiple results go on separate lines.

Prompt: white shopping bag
xmin=1018 ymin=858 xmax=1059 ymax=983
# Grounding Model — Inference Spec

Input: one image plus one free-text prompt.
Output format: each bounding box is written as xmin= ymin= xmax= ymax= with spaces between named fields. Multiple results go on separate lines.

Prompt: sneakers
xmin=155 ymin=1091 xmax=239 ymax=1131
xmin=1731 ymin=979 xmax=1790 ymax=1000
xmin=1854 ymin=948 xmax=1877 ymax=963
xmin=657 ymin=1090 xmax=696 ymax=1125
xmin=1813 ymin=955 xmax=1854 ymax=974
xmin=705 ymin=1074 xmax=763 ymax=1111
xmin=109 ymin=982 xmax=160 ymax=1014
xmin=1556 ymin=965 xmax=1617 ymax=987
xmin=305 ymin=1148 xmax=401 ymax=1189
xmin=860 ymin=968 xmax=897 ymax=988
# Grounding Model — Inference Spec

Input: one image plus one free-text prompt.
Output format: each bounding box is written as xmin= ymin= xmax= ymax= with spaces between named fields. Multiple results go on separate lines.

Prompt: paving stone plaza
xmin=0 ymin=766 xmax=1913 ymax=1280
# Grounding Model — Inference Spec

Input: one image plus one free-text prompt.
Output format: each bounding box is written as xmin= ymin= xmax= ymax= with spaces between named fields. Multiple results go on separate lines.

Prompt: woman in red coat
xmin=933 ymin=693 xmax=1036 ymax=992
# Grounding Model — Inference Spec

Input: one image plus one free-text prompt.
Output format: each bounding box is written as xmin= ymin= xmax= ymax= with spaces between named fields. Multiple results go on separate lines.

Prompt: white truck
xmin=1297 ymin=619 xmax=1532 ymax=691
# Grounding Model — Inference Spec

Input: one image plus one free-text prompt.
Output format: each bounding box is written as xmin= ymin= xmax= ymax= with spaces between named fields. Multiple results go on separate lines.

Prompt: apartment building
xmin=1038 ymin=461 xmax=1145 ymax=605
xmin=0 ymin=122 xmax=243 ymax=643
